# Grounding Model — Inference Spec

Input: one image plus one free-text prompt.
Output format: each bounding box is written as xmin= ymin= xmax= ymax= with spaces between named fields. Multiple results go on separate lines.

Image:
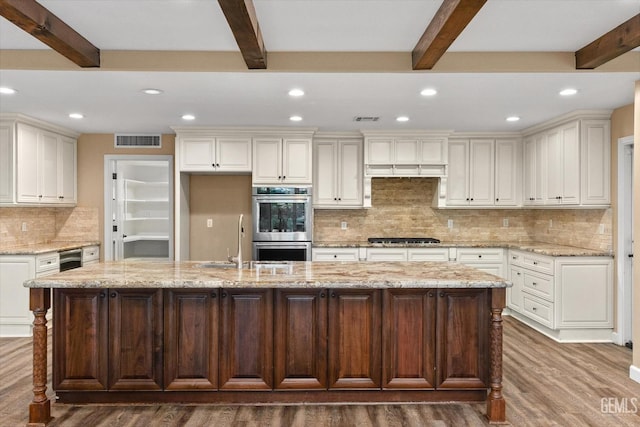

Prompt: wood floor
xmin=2 ymin=317 xmax=639 ymax=426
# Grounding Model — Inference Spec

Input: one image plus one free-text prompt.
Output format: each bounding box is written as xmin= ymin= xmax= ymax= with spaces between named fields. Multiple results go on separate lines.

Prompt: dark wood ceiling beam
xmin=0 ymin=0 xmax=100 ymax=68
xmin=412 ymin=0 xmax=487 ymax=70
xmin=575 ymin=14 xmax=640 ymax=69
xmin=218 ymin=0 xmax=266 ymax=69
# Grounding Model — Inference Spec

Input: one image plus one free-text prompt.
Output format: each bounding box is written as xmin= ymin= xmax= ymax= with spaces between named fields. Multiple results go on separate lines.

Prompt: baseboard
xmin=508 ymin=311 xmax=614 ymax=343
xmin=630 ymin=365 xmax=640 ymax=384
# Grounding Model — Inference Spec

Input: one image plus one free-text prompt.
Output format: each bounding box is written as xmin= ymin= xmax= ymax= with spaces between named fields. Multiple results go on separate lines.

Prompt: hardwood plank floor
xmin=1 ymin=317 xmax=639 ymax=426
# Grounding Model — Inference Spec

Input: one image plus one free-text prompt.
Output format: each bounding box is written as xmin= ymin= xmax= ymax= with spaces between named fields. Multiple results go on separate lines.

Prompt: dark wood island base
xmin=27 ymin=286 xmax=507 ymax=426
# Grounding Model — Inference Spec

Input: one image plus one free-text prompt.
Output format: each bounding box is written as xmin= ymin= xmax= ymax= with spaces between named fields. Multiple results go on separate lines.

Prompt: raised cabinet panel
xmin=446 ymin=140 xmax=469 ymax=206
xmin=39 ymin=131 xmax=59 ymax=203
xmin=0 ymin=124 xmax=13 ymax=203
xmin=109 ymin=289 xmax=163 ymax=390
xmin=534 ymin=134 xmax=546 ymax=204
xmin=507 ymin=265 xmax=524 ymax=313
xmin=581 ymin=120 xmax=611 ymax=205
xmin=283 ymin=138 xmax=312 ymax=184
xmin=328 ymin=289 xmax=381 ymax=389
xmin=395 ymin=139 xmax=419 ymax=164
xmin=545 ymin=128 xmax=562 ymax=203
xmin=366 ymin=139 xmax=394 ymax=164
xmin=274 ymin=289 xmax=328 ymax=389
xmin=436 ymin=289 xmax=489 ymax=389
xmin=179 ymin=138 xmax=215 ymax=171
xmin=219 ymin=289 xmax=273 ymax=390
xmin=419 ymin=138 xmax=446 ymax=164
xmin=59 ymin=136 xmax=77 ymax=203
xmin=523 ymin=137 xmax=536 ymax=205
xmin=164 ymin=290 xmax=218 ymax=390
xmin=216 ymin=138 xmax=252 ymax=172
xmin=313 ymin=140 xmax=338 ymax=205
xmin=0 ymin=256 xmax=35 ymax=337
xmin=253 ymin=138 xmax=283 ymax=184
xmin=53 ymin=289 xmax=108 ymax=391
xmin=16 ymin=124 xmax=40 ymax=203
xmin=495 ymin=139 xmax=519 ymax=206
xmin=338 ymin=140 xmax=362 ymax=205
xmin=560 ymin=122 xmax=580 ymax=205
xmin=382 ymin=290 xmax=436 ymax=389
xmin=469 ymin=139 xmax=494 ymax=205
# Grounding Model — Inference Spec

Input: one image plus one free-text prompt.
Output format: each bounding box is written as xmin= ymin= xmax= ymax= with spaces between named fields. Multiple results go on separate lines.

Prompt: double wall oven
xmin=252 ymin=187 xmax=312 ymax=261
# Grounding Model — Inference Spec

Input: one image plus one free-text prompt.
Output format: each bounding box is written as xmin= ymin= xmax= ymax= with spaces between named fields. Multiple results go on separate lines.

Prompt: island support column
xmin=487 ymin=287 xmax=506 ymax=423
xmin=28 ymin=288 xmax=52 ymax=427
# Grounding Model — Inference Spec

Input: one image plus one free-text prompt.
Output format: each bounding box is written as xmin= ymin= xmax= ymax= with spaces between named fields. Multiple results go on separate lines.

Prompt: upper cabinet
xmin=253 ymin=137 xmax=312 ymax=185
xmin=522 ymin=112 xmax=610 ymax=208
xmin=363 ymin=133 xmax=448 ymax=177
xmin=313 ymin=136 xmax=363 ymax=208
xmin=0 ymin=115 xmax=78 ymax=206
xmin=178 ymin=136 xmax=251 ymax=172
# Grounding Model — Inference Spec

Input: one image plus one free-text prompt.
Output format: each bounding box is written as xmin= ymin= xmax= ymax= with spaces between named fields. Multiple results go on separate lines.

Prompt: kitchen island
xmin=24 ymin=260 xmax=510 ymax=426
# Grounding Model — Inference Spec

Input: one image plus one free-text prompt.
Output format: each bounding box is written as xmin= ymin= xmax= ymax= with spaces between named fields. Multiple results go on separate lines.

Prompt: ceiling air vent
xmin=114 ymin=133 xmax=161 ymax=148
xmin=353 ymin=116 xmax=380 ymax=122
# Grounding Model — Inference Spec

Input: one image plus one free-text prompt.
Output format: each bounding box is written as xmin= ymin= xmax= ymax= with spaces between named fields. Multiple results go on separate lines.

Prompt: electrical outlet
xmin=503 ymin=218 xmax=509 ymax=227
xmin=598 ymin=224 xmax=605 ymax=234
xmin=341 ymin=221 xmax=347 ymax=230
xmin=206 ymin=219 xmax=213 ymax=228
xmin=21 ymin=222 xmax=27 ymax=232
xmin=447 ymin=219 xmax=453 ymax=229
xmin=549 ymin=220 xmax=553 ymax=228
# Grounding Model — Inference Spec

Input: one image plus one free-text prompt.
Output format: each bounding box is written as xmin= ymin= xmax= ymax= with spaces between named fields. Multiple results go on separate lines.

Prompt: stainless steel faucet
xmin=228 ymin=214 xmax=244 ymax=268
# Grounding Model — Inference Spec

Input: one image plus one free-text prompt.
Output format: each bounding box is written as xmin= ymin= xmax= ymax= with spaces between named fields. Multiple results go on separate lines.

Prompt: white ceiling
xmin=0 ymin=0 xmax=639 ymax=134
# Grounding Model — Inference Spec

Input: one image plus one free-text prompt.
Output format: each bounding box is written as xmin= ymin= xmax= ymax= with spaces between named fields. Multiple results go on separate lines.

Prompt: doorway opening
xmin=616 ymin=136 xmax=633 ymax=347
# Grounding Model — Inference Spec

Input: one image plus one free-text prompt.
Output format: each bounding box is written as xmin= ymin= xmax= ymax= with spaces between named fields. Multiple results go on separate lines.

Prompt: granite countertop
xmin=0 ymin=241 xmax=101 ymax=255
xmin=25 ymin=260 xmax=510 ymax=290
xmin=313 ymin=241 xmax=610 ymax=257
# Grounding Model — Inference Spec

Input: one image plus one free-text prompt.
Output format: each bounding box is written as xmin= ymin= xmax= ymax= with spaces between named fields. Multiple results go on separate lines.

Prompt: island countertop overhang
xmin=24 ymin=260 xmax=511 ymax=289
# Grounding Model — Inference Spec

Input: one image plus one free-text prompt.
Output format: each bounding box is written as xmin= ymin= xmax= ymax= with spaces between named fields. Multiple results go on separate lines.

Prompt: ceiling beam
xmin=218 ymin=0 xmax=267 ymax=69
xmin=0 ymin=0 xmax=100 ymax=68
xmin=412 ymin=0 xmax=487 ymax=70
xmin=575 ymin=14 xmax=640 ymax=69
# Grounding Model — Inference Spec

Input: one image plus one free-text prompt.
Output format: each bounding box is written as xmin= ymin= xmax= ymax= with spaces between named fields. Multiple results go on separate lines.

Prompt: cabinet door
xmin=164 ymin=289 xmax=218 ymax=390
xmin=0 ymin=123 xmax=13 ymax=203
xmin=252 ymin=138 xmax=282 ymax=184
xmin=58 ymin=136 xmax=77 ymax=203
xmin=179 ymin=138 xmax=215 ymax=171
xmin=0 ymin=256 xmax=35 ymax=336
xmin=507 ymin=266 xmax=524 ymax=313
xmin=274 ymin=289 xmax=327 ymax=389
xmin=366 ymin=248 xmax=407 ymax=261
xmin=216 ymin=137 xmax=252 ymax=172
xmin=560 ymin=121 xmax=580 ymax=204
xmin=446 ymin=139 xmax=469 ymax=205
xmin=53 ymin=289 xmax=108 ymax=391
xmin=313 ymin=140 xmax=338 ymax=205
xmin=382 ymin=289 xmax=436 ymax=389
xmin=436 ymin=289 xmax=489 ymax=389
xmin=337 ymin=140 xmax=362 ymax=205
xmin=533 ymin=134 xmax=546 ymax=203
xmin=469 ymin=139 xmax=494 ymax=205
xmin=109 ymin=289 xmax=163 ymax=390
xmin=545 ymin=127 xmax=562 ymax=203
xmin=366 ymin=138 xmax=394 ymax=164
xmin=16 ymin=123 xmax=40 ymax=203
xmin=494 ymin=139 xmax=519 ymax=206
xmin=283 ymin=138 xmax=312 ymax=184
xmin=419 ymin=138 xmax=446 ymax=164
xmin=328 ymin=289 xmax=381 ymax=389
xmin=394 ymin=139 xmax=419 ymax=164
xmin=581 ymin=120 xmax=611 ymax=205
xmin=219 ymin=289 xmax=273 ymax=389
xmin=39 ymin=131 xmax=60 ymax=203
xmin=523 ymin=137 xmax=536 ymax=205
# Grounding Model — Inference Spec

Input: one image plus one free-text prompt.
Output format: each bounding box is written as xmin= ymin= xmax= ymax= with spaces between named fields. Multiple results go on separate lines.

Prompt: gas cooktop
xmin=367 ymin=237 xmax=441 ymax=244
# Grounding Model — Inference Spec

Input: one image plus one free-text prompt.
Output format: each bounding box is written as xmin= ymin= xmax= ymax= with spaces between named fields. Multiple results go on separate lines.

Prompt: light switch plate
xmin=207 ymin=219 xmax=213 ymax=228
xmin=503 ymin=218 xmax=509 ymax=227
xmin=341 ymin=221 xmax=347 ymax=230
xmin=447 ymin=219 xmax=453 ymax=229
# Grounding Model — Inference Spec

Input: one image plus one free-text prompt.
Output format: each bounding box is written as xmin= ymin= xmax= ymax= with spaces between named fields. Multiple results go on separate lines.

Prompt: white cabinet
xmin=580 ymin=120 xmax=611 ymax=205
xmin=523 ymin=134 xmax=546 ymax=206
xmin=179 ymin=137 xmax=251 ymax=172
xmin=253 ymin=138 xmax=312 ymax=185
xmin=507 ymin=249 xmax=613 ymax=341
xmin=407 ymin=248 xmax=449 ymax=262
xmin=312 ymin=247 xmax=360 ymax=261
xmin=446 ymin=139 xmax=495 ymax=206
xmin=494 ymin=139 xmax=520 ymax=206
xmin=366 ymin=248 xmax=408 ymax=261
xmin=545 ymin=121 xmax=580 ymax=205
xmin=82 ymin=245 xmax=100 ymax=265
xmin=313 ymin=138 xmax=362 ymax=208
xmin=363 ymin=133 xmax=448 ymax=177
xmin=0 ymin=252 xmax=59 ymax=337
xmin=0 ymin=116 xmax=77 ymax=206
xmin=455 ymin=248 xmax=505 ymax=277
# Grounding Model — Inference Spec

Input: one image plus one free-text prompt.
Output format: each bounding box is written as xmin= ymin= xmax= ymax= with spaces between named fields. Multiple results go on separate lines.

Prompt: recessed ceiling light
xmin=559 ymin=88 xmax=578 ymax=96
xmin=506 ymin=116 xmax=520 ymax=122
xmin=289 ymin=115 xmax=303 ymax=122
xmin=0 ymin=87 xmax=16 ymax=94
xmin=288 ymin=89 xmax=304 ymax=97
xmin=396 ymin=116 xmax=409 ymax=122
xmin=182 ymin=114 xmax=195 ymax=121
xmin=142 ymin=88 xmax=163 ymax=95
xmin=420 ymin=88 xmax=437 ymax=96
xmin=69 ymin=113 xmax=84 ymax=119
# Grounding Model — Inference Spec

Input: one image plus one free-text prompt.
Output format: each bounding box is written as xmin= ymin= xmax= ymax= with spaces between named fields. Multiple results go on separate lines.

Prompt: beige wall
xmin=76 ymin=134 xmax=175 ymax=258
xmin=188 ymin=175 xmax=252 ymax=261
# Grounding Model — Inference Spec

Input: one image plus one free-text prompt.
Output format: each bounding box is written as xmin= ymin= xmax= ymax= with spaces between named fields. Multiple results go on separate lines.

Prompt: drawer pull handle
xmin=478 ymin=255 xmax=482 ymax=258
xmin=532 ymin=282 xmax=537 ymax=286
xmin=532 ymin=307 xmax=537 ymax=311
xmin=533 ymin=261 xmax=538 ymax=265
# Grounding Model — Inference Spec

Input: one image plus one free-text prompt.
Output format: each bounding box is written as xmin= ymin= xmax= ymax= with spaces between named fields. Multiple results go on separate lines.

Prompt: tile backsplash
xmin=0 ymin=207 xmax=99 ymax=247
xmin=314 ymin=178 xmax=612 ymax=252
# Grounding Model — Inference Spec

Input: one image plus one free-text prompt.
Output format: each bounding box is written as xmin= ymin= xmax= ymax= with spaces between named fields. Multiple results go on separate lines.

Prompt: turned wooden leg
xmin=487 ymin=288 xmax=506 ymax=424
xmin=27 ymin=288 xmax=52 ymax=427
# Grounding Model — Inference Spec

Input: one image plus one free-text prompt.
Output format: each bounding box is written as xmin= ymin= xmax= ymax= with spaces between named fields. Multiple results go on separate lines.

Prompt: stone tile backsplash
xmin=314 ymin=178 xmax=612 ymax=252
xmin=0 ymin=207 xmax=99 ymax=247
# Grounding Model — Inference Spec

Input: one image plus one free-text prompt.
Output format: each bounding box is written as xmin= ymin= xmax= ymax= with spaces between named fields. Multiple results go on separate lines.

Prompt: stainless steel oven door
xmin=252 ymin=242 xmax=311 ymax=261
xmin=252 ymin=195 xmax=312 ymax=242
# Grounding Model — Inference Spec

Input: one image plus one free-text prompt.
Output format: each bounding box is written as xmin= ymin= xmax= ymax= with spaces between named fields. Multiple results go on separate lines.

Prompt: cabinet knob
xmin=221 ymin=292 xmax=227 ymax=298
xmin=533 ymin=261 xmax=538 ymax=265
xmin=532 ymin=282 xmax=537 ymax=286
xmin=331 ymin=292 xmax=336 ymax=298
xmin=532 ymin=307 xmax=537 ymax=311
xmin=496 ymin=198 xmax=499 ymax=201
xmin=334 ymin=198 xmax=337 ymax=201
xmin=470 ymin=198 xmax=474 ymax=201
xmin=478 ymin=255 xmax=482 ymax=259
xmin=212 ymin=163 xmax=215 ymax=167
xmin=39 ymin=195 xmax=43 ymax=198
xmin=338 ymin=198 xmax=341 ymax=201
xmin=466 ymin=198 xmax=469 ymax=201
xmin=58 ymin=196 xmax=63 ymax=199
xmin=320 ymin=292 xmax=325 ymax=298
xmin=428 ymin=292 xmax=434 ymax=298
xmin=333 ymin=254 xmax=337 ymax=258
xmin=282 ymin=176 xmax=286 ymax=180
xmin=517 ymin=272 xmax=521 ymax=276
xmin=216 ymin=163 xmax=220 ymax=167
xmin=211 ymin=292 xmax=217 ymax=298
xmin=100 ymin=292 xmax=106 ymax=298
xmin=439 ymin=292 xmax=444 ymax=297
xmin=110 ymin=292 xmax=116 ymax=298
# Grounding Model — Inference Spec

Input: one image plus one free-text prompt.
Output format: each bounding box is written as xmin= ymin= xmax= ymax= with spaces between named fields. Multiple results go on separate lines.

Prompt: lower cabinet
xmin=54 ymin=288 xmax=491 ymax=394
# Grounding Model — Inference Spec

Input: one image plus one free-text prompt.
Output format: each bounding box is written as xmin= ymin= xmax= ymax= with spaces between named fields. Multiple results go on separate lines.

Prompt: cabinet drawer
xmin=313 ymin=249 xmax=359 ymax=261
xmin=522 ymin=253 xmax=553 ymax=275
xmin=82 ymin=246 xmax=100 ymax=263
xmin=457 ymin=248 xmax=503 ymax=263
xmin=523 ymin=294 xmax=554 ymax=328
xmin=407 ymin=248 xmax=449 ymax=262
xmin=523 ymin=271 xmax=554 ymax=301
xmin=36 ymin=252 xmax=59 ymax=274
xmin=366 ymin=248 xmax=407 ymax=261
